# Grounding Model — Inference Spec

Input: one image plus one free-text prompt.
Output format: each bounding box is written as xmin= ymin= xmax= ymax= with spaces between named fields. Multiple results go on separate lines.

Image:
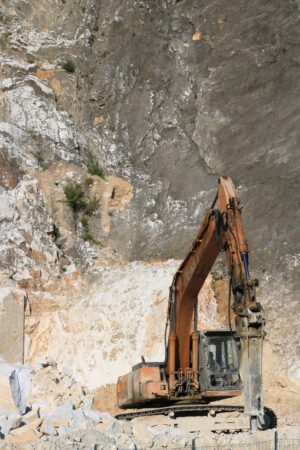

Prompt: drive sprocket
xmin=258 ymin=407 xmax=277 ymax=430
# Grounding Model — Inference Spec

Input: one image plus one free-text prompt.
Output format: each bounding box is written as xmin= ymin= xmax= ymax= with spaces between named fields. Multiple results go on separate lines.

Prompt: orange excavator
xmin=117 ymin=177 xmax=276 ymax=430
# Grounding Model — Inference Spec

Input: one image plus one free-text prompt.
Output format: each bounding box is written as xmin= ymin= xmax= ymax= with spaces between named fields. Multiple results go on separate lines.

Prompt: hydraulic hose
xmin=242 ymin=254 xmax=250 ymax=278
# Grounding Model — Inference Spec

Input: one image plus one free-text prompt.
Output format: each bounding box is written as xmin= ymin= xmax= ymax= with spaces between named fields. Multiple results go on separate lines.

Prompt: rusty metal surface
xmin=117 ymin=365 xmax=168 ymax=408
xmin=202 ymin=389 xmax=243 ymax=398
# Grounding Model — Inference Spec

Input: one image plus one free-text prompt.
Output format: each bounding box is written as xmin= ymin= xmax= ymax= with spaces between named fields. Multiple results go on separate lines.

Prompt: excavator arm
xmin=166 ymin=177 xmax=265 ymax=423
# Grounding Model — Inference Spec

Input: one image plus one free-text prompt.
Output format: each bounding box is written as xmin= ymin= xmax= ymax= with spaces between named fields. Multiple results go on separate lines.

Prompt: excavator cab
xmin=198 ymin=331 xmax=242 ymax=400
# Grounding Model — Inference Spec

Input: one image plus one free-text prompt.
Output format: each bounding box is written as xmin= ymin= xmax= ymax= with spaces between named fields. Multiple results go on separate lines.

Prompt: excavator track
xmin=115 ymin=404 xmax=244 ymax=421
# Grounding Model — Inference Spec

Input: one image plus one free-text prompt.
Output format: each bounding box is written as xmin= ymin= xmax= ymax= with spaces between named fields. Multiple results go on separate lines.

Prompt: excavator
xmin=116 ymin=177 xmax=276 ymax=431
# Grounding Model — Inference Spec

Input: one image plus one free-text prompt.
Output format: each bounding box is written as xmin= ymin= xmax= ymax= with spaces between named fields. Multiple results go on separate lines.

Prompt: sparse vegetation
xmin=82 ymin=232 xmax=94 ymax=242
xmin=89 ymin=34 xmax=95 ymax=46
xmin=86 ymin=154 xmax=105 ymax=179
xmin=53 ymin=224 xmax=63 ymax=248
xmin=27 ymin=56 xmax=35 ymax=63
xmin=81 ymin=217 xmax=89 ymax=229
xmin=84 ymin=196 xmax=100 ymax=216
xmin=63 ymin=182 xmax=100 ymax=218
xmin=108 ymin=124 xmax=115 ymax=132
xmin=84 ymin=177 xmax=94 ymax=187
xmin=34 ymin=151 xmax=46 ymax=169
xmin=63 ymin=183 xmax=86 ymax=213
xmin=53 ymin=224 xmax=60 ymax=240
xmin=93 ymin=24 xmax=99 ymax=32
xmin=108 ymin=210 xmax=114 ymax=217
xmin=81 ymin=217 xmax=101 ymax=245
xmin=62 ymin=60 xmax=75 ymax=73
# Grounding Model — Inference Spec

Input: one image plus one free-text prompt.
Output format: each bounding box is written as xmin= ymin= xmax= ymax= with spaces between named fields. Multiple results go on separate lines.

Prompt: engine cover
xmin=117 ymin=363 xmax=168 ymax=408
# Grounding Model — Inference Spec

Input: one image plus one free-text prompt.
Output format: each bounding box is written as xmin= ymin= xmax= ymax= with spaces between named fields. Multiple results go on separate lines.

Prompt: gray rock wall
xmin=0 ymin=0 xmax=299 ymax=383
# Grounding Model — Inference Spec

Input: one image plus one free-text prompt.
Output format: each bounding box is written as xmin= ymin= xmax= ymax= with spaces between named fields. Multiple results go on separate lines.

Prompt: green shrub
xmin=86 ymin=154 xmax=105 ymax=179
xmin=34 ymin=150 xmax=43 ymax=162
xmin=82 ymin=232 xmax=94 ymax=242
xmin=93 ymin=24 xmax=99 ymax=32
xmin=34 ymin=151 xmax=47 ymax=170
xmin=82 ymin=232 xmax=102 ymax=245
xmin=84 ymin=177 xmax=94 ymax=187
xmin=53 ymin=224 xmax=60 ymax=240
xmin=81 ymin=217 xmax=89 ymax=228
xmin=84 ymin=196 xmax=100 ymax=216
xmin=62 ymin=60 xmax=75 ymax=73
xmin=63 ymin=183 xmax=86 ymax=213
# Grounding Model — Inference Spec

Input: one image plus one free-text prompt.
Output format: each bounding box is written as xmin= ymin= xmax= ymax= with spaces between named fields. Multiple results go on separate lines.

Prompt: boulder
xmin=50 ymin=419 xmax=69 ymax=428
xmin=0 ymin=373 xmax=19 ymax=413
xmin=0 ymin=363 xmax=31 ymax=415
xmin=84 ymin=409 xmax=102 ymax=423
xmin=82 ymin=397 xmax=93 ymax=411
xmin=0 ymin=410 xmax=21 ymax=435
xmin=72 ymin=408 xmax=89 ymax=429
xmin=40 ymin=419 xmax=57 ymax=436
xmin=23 ymin=407 xmax=40 ymax=425
xmin=57 ymin=425 xmax=74 ymax=435
xmin=48 ymin=403 xmax=74 ymax=422
xmin=9 ymin=368 xmax=31 ymax=414
xmin=106 ymin=420 xmax=121 ymax=435
xmin=9 ymin=422 xmax=40 ymax=442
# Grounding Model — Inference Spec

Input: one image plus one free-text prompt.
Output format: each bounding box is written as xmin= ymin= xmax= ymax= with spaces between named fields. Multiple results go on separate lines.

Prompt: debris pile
xmin=0 ymin=360 xmax=300 ymax=448
xmin=0 ymin=360 xmax=120 ymax=444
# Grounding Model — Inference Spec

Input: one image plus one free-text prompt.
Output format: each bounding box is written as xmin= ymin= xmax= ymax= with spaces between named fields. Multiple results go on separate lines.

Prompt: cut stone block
xmin=0 ymin=288 xmax=26 ymax=365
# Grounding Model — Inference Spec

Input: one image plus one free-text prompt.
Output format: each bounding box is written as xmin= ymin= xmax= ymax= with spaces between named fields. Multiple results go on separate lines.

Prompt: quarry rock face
xmin=0 ymin=1 xmax=299 ymax=444
xmin=26 ymin=260 xmax=219 ymax=389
